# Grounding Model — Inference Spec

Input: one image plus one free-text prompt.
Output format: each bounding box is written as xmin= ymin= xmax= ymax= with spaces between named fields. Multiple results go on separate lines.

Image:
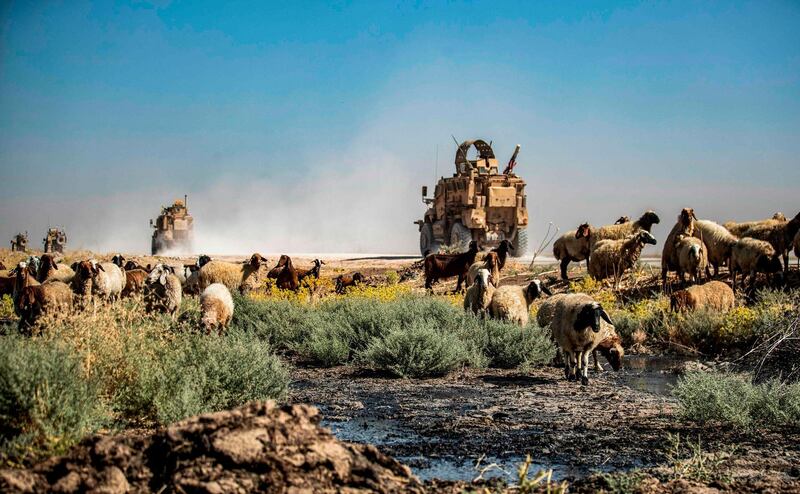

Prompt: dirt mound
xmin=0 ymin=401 xmax=424 ymax=494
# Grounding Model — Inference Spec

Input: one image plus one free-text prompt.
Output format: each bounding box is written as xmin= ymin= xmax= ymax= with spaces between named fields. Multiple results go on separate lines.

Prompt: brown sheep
xmin=297 ymin=259 xmax=325 ymax=283
xmin=16 ymin=281 xmax=73 ymax=331
xmin=335 ymin=272 xmax=365 ymax=294
xmin=10 ymin=261 xmax=40 ymax=315
xmin=36 ymin=254 xmax=75 ymax=284
xmin=424 ymin=240 xmax=479 ymax=292
xmin=670 ymin=281 xmax=735 ymax=313
xmin=122 ymin=269 xmax=149 ymax=297
xmin=276 ymin=256 xmax=300 ymax=291
xmin=661 ymin=208 xmax=697 ymax=288
xmin=466 ymin=251 xmax=501 ymax=287
xmin=724 ymin=212 xmax=786 ymax=237
xmin=268 ymin=255 xmax=290 ymax=279
xmin=553 ymin=223 xmax=592 ymax=281
xmin=734 ymin=211 xmax=800 ymax=274
xmin=730 ymin=238 xmax=783 ymax=292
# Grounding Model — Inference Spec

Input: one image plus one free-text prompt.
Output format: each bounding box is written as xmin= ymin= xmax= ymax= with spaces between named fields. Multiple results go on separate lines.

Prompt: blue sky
xmin=1 ymin=1 xmax=798 ymax=254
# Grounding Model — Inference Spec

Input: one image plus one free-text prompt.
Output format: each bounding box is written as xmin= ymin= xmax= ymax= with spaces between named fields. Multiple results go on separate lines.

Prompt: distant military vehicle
xmin=43 ymin=228 xmax=67 ymax=254
xmin=10 ymin=232 xmax=28 ymax=252
xmin=150 ymin=196 xmax=194 ymax=255
xmin=416 ymin=139 xmax=528 ymax=256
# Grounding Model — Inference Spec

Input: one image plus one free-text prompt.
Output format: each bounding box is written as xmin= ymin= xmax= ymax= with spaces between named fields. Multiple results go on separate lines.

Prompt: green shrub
xmin=476 ymin=319 xmax=555 ymax=369
xmin=362 ymin=321 xmax=469 ymax=378
xmin=0 ymin=337 xmax=107 ymax=460
xmin=673 ymin=372 xmax=800 ymax=430
xmin=114 ymin=330 xmax=289 ymax=424
xmin=230 ymin=295 xmax=315 ymax=352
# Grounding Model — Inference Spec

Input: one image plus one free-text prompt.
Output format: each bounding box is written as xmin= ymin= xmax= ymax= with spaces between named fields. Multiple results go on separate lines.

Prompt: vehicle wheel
xmin=419 ymin=223 xmax=440 ymax=256
xmin=151 ymin=238 xmax=159 ymax=255
xmin=449 ymin=222 xmax=472 ymax=253
xmin=512 ymin=229 xmax=528 ymax=257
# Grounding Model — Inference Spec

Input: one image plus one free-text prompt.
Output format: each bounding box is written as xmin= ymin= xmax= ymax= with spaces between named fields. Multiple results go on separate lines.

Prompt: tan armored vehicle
xmin=10 ymin=232 xmax=28 ymax=252
xmin=43 ymin=228 xmax=67 ymax=253
xmin=150 ymin=196 xmax=194 ymax=255
xmin=416 ymin=139 xmax=528 ymax=256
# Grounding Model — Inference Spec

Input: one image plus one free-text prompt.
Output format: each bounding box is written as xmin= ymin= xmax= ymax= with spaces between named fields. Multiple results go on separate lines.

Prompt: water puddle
xmin=615 ymin=355 xmax=695 ymax=396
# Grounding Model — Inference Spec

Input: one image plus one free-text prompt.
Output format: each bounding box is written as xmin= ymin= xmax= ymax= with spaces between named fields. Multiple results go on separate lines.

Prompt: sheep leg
xmin=592 ymin=351 xmax=603 ymax=372
xmin=783 ymin=253 xmax=789 ymax=274
xmin=580 ymin=352 xmax=590 ymax=386
xmin=560 ymin=259 xmax=570 ymax=280
xmin=563 ymin=351 xmax=576 ymax=381
xmin=454 ymin=273 xmax=465 ymax=293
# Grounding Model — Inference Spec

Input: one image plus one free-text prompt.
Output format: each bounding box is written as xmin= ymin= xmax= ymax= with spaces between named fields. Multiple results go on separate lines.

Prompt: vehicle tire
xmin=419 ymin=223 xmax=440 ymax=256
xmin=512 ymin=229 xmax=528 ymax=257
xmin=449 ymin=222 xmax=472 ymax=253
xmin=151 ymin=238 xmax=159 ymax=256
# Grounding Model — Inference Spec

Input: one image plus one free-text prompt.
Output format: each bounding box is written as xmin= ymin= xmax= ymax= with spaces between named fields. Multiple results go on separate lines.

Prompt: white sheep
xmin=463 ymin=268 xmax=495 ymax=318
xmin=730 ymin=238 xmax=782 ymax=292
xmin=537 ymin=293 xmax=624 ymax=372
xmin=200 ymin=283 xmax=235 ymax=333
xmin=197 ymin=253 xmax=268 ymax=294
xmin=553 ymin=223 xmax=592 ymax=281
xmin=145 ymin=263 xmax=183 ymax=316
xmin=588 ymin=230 xmax=657 ymax=281
xmin=547 ymin=293 xmax=615 ymax=385
xmin=692 ymin=219 xmax=738 ymax=277
xmin=676 ymin=235 xmax=707 ymax=284
xmin=489 ymin=279 xmax=551 ymax=326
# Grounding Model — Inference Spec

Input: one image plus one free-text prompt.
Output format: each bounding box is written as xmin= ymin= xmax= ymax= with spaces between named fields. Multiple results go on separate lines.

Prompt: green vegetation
xmin=673 ymin=372 xmax=800 ymax=430
xmin=232 ymin=293 xmax=555 ymax=377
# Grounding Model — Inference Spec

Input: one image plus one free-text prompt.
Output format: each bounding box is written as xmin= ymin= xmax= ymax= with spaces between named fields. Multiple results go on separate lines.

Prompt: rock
xmin=0 ymin=402 xmax=423 ymax=494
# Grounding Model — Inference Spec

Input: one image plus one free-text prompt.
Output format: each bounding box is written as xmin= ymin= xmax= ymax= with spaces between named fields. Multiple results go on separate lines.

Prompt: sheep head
xmin=147 ymin=264 xmax=174 ymax=286
xmin=495 ymin=239 xmax=513 ymax=254
xmin=468 ymin=240 xmax=479 ymax=253
xmin=637 ymin=230 xmax=658 ymax=247
xmin=525 ymin=279 xmax=551 ymax=304
xmin=111 ymin=254 xmax=125 ymax=267
xmin=248 ymin=253 xmax=268 ymax=267
xmin=352 ymin=272 xmax=364 ymax=283
xmin=575 ymin=223 xmax=591 ymax=239
xmin=574 ymin=302 xmax=613 ymax=333
xmin=639 ymin=210 xmax=661 ymax=228
xmin=197 ymin=255 xmax=212 ymax=268
xmin=597 ymin=337 xmax=624 ymax=371
xmin=756 ymin=253 xmax=782 ymax=274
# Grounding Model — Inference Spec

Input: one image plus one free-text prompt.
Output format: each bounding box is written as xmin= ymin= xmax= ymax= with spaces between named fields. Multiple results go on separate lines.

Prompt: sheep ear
xmin=159 ymin=273 xmax=167 ymax=285
xmin=600 ymin=308 xmax=614 ymax=326
xmin=541 ymin=283 xmax=552 ymax=296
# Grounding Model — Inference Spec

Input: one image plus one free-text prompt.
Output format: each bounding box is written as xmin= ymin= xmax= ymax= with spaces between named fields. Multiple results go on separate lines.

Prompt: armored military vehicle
xmin=150 ymin=196 xmax=194 ymax=255
xmin=10 ymin=232 xmax=28 ymax=252
xmin=416 ymin=139 xmax=528 ymax=256
xmin=43 ymin=228 xmax=67 ymax=253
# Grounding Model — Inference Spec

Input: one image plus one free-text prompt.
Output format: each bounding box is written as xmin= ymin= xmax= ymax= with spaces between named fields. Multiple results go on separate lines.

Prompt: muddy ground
xmin=290 ymin=363 xmax=800 ymax=489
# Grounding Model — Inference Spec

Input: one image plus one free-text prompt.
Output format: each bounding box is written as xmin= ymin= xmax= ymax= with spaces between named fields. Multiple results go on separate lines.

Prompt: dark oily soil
xmin=0 ymin=402 xmax=424 ymax=494
xmin=290 ymin=366 xmax=800 ymax=490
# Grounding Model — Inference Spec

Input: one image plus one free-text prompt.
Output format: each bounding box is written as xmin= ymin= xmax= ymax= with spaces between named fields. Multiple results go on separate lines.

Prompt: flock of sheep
xmin=1 ymin=207 xmax=797 ymax=386
xmin=422 ymin=208 xmax=799 ymax=385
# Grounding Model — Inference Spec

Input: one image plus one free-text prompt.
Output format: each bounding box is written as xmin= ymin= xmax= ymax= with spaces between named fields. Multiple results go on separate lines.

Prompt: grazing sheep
xmin=553 ymin=223 xmax=592 ymax=281
xmin=670 ymin=281 xmax=735 ymax=313
xmin=424 ymin=240 xmax=479 ymax=292
xmin=733 ymin=212 xmax=800 ymax=274
xmin=200 ymin=283 xmax=235 ymax=333
xmin=724 ymin=212 xmax=787 ymax=237
xmin=661 ymin=208 xmax=697 ymax=288
xmin=676 ymin=235 xmax=707 ymax=284
xmin=16 ymin=281 xmax=73 ymax=330
xmin=489 ymin=279 xmax=551 ymax=326
xmin=589 ymin=210 xmax=660 ymax=250
xmin=145 ymin=264 xmax=182 ymax=316
xmin=297 ymin=259 xmax=325 ymax=283
xmin=730 ymin=238 xmax=783 ymax=292
xmin=197 ymin=253 xmax=268 ymax=294
xmin=537 ymin=293 xmax=624 ymax=372
xmin=588 ymin=230 xmax=657 ymax=281
xmin=335 ymin=272 xmax=364 ymax=294
xmin=36 ymin=254 xmax=75 ymax=284
xmin=547 ymin=293 xmax=615 ymax=385
xmin=464 ymin=268 xmax=495 ymax=317
xmin=466 ymin=251 xmax=501 ymax=287
xmin=267 ymin=255 xmax=290 ymax=279
xmin=692 ymin=219 xmax=738 ymax=277
xmin=122 ymin=269 xmax=148 ymax=297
